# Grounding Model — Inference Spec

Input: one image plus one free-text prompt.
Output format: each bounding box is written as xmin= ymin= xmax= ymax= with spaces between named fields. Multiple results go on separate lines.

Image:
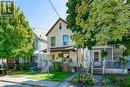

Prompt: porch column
xmin=76 ymin=48 xmax=79 ymax=68
xmin=91 ymin=50 xmax=94 ymax=75
xmin=112 ymin=48 xmax=114 ymax=61
xmin=103 ymin=48 xmax=106 ymax=75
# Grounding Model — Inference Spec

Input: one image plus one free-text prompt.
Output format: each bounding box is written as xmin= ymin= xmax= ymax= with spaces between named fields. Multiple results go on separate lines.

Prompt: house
xmin=46 ymin=18 xmax=129 ymax=74
xmin=85 ymin=46 xmax=128 ymax=74
xmin=32 ymin=28 xmax=48 ymax=68
xmin=46 ymin=18 xmax=84 ymax=69
xmin=0 ymin=28 xmax=48 ymax=70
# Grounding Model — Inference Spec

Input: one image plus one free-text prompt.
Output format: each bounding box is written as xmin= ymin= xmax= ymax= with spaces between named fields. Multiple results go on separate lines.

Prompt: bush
xmin=86 ymin=74 xmax=96 ymax=86
xmin=52 ymin=62 xmax=62 ymax=72
xmin=77 ymin=74 xmax=87 ymax=83
xmin=20 ymin=63 xmax=31 ymax=70
xmin=108 ymin=75 xmax=120 ymax=83
xmin=102 ymin=78 xmax=111 ymax=86
xmin=122 ymin=76 xmax=130 ymax=87
xmin=75 ymin=73 xmax=95 ymax=86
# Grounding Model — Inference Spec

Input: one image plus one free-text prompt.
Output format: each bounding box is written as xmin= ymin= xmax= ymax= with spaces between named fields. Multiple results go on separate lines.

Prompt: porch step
xmin=93 ymin=68 xmax=103 ymax=75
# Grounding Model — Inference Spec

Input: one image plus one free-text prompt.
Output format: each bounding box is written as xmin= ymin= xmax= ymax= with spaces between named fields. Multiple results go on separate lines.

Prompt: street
xmin=0 ymin=81 xmax=31 ymax=87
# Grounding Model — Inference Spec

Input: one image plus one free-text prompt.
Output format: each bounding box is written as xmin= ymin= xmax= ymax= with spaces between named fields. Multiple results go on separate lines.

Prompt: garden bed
xmin=102 ymin=74 xmax=130 ymax=87
xmin=71 ymin=73 xmax=97 ymax=86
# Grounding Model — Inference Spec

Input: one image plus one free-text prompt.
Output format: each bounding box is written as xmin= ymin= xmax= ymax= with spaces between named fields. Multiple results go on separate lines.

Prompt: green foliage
xmin=100 ymin=50 xmax=108 ymax=58
xmin=0 ymin=7 xmax=34 ymax=59
xmin=20 ymin=63 xmax=31 ymax=70
xmin=75 ymin=73 xmax=95 ymax=86
xmin=66 ymin=0 xmax=96 ymax=48
xmin=58 ymin=53 xmax=64 ymax=58
xmin=123 ymin=49 xmax=129 ymax=57
xmin=102 ymin=75 xmax=121 ymax=86
xmin=86 ymin=73 xmax=96 ymax=86
xmin=115 ymin=57 xmax=128 ymax=68
xmin=108 ymin=75 xmax=120 ymax=85
xmin=67 ymin=0 xmax=130 ymax=50
xmin=102 ymin=78 xmax=111 ymax=86
xmin=102 ymin=75 xmax=130 ymax=87
xmin=123 ymin=76 xmax=130 ymax=87
xmin=52 ymin=62 xmax=62 ymax=72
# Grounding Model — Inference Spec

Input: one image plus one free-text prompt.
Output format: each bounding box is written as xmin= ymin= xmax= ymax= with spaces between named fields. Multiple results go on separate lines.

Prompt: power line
xmin=48 ymin=0 xmax=60 ymax=18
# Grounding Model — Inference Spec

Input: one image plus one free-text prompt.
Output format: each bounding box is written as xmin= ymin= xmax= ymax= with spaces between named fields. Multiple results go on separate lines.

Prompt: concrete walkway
xmin=57 ymin=73 xmax=78 ymax=87
xmin=0 ymin=76 xmax=59 ymax=87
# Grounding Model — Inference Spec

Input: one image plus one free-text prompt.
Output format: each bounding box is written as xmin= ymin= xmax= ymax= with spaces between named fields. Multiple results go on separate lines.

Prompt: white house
xmin=46 ymin=18 xmax=129 ymax=74
xmin=46 ymin=18 xmax=84 ymax=70
xmin=32 ymin=28 xmax=48 ymax=68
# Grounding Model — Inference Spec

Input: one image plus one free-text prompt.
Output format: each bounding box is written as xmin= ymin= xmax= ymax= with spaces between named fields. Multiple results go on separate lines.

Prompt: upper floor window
xmin=34 ymin=38 xmax=39 ymax=50
xmin=59 ymin=23 xmax=62 ymax=29
xmin=63 ymin=35 xmax=69 ymax=45
xmin=51 ymin=37 xmax=56 ymax=47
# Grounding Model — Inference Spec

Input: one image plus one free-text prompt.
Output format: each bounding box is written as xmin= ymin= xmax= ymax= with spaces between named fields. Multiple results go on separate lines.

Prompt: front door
xmin=94 ymin=50 xmax=101 ymax=67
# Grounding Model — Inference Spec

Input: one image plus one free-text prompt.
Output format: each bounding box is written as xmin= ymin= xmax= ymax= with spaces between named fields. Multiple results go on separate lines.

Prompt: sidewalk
xmin=57 ymin=73 xmax=78 ymax=87
xmin=0 ymin=76 xmax=59 ymax=87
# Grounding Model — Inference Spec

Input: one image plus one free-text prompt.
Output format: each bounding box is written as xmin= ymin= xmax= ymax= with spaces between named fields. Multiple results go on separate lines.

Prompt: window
xmin=63 ymin=35 xmax=69 ymax=45
xmin=59 ymin=23 xmax=62 ymax=29
xmin=51 ymin=37 xmax=56 ymax=46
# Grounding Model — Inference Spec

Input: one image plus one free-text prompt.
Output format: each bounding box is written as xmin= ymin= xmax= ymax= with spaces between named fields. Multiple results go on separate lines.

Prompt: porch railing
xmin=105 ymin=60 xmax=121 ymax=68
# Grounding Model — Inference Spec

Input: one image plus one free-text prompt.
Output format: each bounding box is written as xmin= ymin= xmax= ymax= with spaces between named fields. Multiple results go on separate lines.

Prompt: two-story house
xmin=46 ymin=18 xmax=83 ymax=68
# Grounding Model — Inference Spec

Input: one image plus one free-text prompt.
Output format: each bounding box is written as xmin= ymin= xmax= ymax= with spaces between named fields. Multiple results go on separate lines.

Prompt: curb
xmin=0 ymin=80 xmax=46 ymax=87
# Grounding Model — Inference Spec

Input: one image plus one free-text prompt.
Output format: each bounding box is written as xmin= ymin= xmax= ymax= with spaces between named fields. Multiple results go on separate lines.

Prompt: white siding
xmin=47 ymin=20 xmax=75 ymax=48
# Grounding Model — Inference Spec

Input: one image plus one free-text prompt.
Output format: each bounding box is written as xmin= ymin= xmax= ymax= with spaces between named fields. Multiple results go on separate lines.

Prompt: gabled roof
xmin=32 ymin=28 xmax=47 ymax=42
xmin=46 ymin=18 xmax=67 ymax=36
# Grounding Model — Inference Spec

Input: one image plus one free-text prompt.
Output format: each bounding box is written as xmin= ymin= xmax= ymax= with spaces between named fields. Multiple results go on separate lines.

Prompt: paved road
xmin=0 ymin=81 xmax=31 ymax=87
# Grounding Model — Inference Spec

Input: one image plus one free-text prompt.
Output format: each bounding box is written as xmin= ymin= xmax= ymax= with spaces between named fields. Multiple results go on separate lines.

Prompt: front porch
xmin=49 ymin=46 xmax=79 ymax=72
xmin=88 ymin=46 xmax=128 ymax=74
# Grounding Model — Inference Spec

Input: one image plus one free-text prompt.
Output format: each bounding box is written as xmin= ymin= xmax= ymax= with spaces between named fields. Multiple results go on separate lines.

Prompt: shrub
xmin=102 ymin=78 xmax=111 ymax=86
xmin=108 ymin=75 xmax=121 ymax=86
xmin=20 ymin=63 xmax=31 ymax=70
xmin=78 ymin=74 xmax=87 ymax=83
xmin=123 ymin=76 xmax=130 ymax=87
xmin=75 ymin=73 xmax=95 ymax=86
xmin=52 ymin=62 xmax=62 ymax=72
xmin=86 ymin=74 xmax=96 ymax=86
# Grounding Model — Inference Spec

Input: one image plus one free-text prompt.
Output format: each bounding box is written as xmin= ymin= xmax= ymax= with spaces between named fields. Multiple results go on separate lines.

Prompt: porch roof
xmin=49 ymin=46 xmax=76 ymax=52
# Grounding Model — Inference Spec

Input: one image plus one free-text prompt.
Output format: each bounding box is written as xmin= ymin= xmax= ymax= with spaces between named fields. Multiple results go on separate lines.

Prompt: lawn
xmin=8 ymin=71 xmax=73 ymax=82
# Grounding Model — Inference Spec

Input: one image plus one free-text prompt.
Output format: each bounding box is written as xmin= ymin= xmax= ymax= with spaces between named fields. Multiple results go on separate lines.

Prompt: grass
xmin=8 ymin=71 xmax=73 ymax=82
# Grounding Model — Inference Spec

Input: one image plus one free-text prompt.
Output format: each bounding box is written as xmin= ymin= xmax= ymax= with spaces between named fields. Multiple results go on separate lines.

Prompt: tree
xmin=67 ymin=0 xmax=130 ymax=51
xmin=66 ymin=0 xmax=96 ymax=49
xmin=0 ymin=7 xmax=34 ymax=61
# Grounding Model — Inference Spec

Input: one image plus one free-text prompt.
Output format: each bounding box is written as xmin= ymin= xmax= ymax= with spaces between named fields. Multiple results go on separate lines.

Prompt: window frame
xmin=51 ymin=37 xmax=56 ymax=47
xmin=63 ymin=35 xmax=69 ymax=45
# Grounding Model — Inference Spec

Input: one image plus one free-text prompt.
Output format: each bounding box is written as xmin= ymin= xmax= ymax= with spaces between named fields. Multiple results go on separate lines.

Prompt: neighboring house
xmin=85 ymin=46 xmax=129 ymax=74
xmin=46 ymin=18 xmax=129 ymax=74
xmin=32 ymin=28 xmax=48 ymax=68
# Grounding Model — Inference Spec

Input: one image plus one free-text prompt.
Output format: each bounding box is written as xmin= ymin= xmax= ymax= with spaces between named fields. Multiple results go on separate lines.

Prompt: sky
xmin=16 ymin=0 xmax=68 ymax=33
